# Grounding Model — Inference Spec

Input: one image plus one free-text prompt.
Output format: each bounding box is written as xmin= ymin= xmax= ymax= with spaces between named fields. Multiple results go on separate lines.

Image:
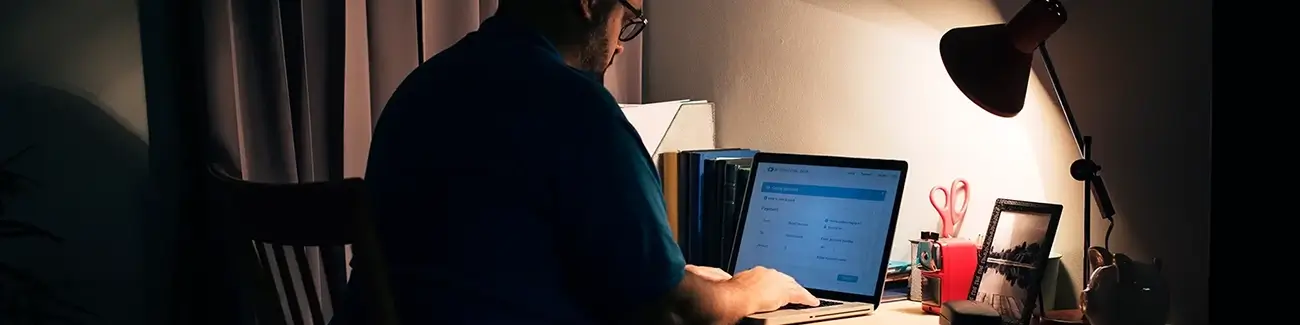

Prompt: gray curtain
xmin=201 ymin=0 xmax=348 ymax=324
xmin=194 ymin=0 xmax=643 ymax=324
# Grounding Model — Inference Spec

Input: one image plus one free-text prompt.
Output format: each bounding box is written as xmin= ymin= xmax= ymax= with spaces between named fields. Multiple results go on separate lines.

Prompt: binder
xmin=676 ymin=148 xmax=756 ymax=266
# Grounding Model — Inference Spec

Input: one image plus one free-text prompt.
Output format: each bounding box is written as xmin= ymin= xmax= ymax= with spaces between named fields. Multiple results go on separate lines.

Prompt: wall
xmin=0 ymin=0 xmax=151 ymax=324
xmin=644 ymin=0 xmax=1209 ymax=324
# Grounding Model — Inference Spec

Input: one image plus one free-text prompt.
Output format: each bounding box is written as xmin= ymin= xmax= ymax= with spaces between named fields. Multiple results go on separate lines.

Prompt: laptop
xmin=727 ymin=152 xmax=908 ymax=324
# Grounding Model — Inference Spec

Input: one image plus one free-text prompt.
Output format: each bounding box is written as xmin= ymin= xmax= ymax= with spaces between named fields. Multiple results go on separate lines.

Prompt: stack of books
xmin=658 ymin=149 xmax=757 ymax=269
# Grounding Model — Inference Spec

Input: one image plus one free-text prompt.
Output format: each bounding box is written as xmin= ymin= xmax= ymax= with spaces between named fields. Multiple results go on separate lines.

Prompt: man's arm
xmin=658 ymin=270 xmax=754 ymax=325
xmin=552 ymin=89 xmax=760 ymax=324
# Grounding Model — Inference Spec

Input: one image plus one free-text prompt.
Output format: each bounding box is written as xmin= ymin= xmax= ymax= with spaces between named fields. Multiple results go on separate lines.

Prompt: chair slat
xmin=293 ymin=246 xmax=327 ymax=325
xmin=271 ymin=245 xmax=306 ymax=325
xmin=254 ymin=242 xmax=290 ymax=325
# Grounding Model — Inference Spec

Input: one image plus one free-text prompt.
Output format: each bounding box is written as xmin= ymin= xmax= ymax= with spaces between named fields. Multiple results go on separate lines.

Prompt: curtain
xmin=169 ymin=1 xmax=644 ymax=324
xmin=198 ymin=0 xmax=350 ymax=325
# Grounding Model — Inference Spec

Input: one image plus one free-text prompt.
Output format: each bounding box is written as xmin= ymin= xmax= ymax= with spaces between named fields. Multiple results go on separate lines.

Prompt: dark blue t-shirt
xmin=349 ymin=16 xmax=685 ymax=325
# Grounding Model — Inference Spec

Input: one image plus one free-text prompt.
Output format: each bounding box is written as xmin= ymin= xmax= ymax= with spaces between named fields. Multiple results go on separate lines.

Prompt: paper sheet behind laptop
xmin=620 ymin=100 xmax=717 ymax=163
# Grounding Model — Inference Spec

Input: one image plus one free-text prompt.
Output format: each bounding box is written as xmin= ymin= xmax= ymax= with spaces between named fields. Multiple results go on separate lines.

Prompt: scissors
xmin=929 ymin=178 xmax=970 ymax=238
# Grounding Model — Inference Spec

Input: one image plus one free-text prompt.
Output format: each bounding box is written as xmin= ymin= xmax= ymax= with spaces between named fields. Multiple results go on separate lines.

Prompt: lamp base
xmin=1035 ymin=309 xmax=1088 ymax=325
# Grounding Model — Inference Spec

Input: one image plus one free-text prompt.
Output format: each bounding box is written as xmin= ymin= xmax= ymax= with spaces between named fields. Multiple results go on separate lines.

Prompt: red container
xmin=919 ymin=238 xmax=978 ymax=315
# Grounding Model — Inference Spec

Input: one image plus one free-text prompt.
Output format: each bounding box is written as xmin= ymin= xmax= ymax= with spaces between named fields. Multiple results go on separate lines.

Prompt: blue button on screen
xmin=836 ymin=274 xmax=859 ymax=283
xmin=760 ymin=182 xmax=887 ymax=201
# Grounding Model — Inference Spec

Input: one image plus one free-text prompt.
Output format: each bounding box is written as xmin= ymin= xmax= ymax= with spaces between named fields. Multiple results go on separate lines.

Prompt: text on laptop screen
xmin=732 ymin=162 xmax=901 ymax=297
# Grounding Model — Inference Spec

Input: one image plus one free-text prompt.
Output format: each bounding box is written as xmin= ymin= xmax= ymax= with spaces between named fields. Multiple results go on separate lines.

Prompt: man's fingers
xmin=786 ymin=279 xmax=819 ymax=306
xmin=790 ymin=287 xmax=820 ymax=306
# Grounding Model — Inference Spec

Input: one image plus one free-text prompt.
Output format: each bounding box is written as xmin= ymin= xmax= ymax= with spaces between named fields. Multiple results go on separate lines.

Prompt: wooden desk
xmin=811 ymin=301 xmax=937 ymax=324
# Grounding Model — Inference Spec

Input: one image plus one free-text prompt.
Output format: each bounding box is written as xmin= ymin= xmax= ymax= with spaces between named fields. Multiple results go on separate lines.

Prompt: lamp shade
xmin=939 ymin=0 xmax=1068 ymax=117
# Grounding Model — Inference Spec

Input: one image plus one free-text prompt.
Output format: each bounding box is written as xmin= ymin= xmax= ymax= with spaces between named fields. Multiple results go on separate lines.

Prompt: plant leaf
xmin=0 ymin=146 xmax=33 ymax=167
xmin=1 ymin=146 xmax=36 ymax=219
xmin=0 ymin=219 xmax=63 ymax=242
xmin=0 ymin=172 xmax=36 ymax=198
xmin=0 ymin=262 xmax=53 ymax=292
xmin=0 ymin=263 xmax=96 ymax=324
xmin=21 ymin=284 xmax=99 ymax=320
xmin=0 ymin=171 xmax=29 ymax=197
xmin=0 ymin=262 xmax=97 ymax=324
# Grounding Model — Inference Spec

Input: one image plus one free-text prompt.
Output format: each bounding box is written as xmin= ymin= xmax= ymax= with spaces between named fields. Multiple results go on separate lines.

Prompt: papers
xmin=620 ymin=99 xmax=717 ymax=165
xmin=621 ymin=99 xmax=689 ymax=156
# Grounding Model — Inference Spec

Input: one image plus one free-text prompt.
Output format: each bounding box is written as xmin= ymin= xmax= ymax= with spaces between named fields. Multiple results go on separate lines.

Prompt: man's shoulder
xmin=411 ymin=44 xmax=608 ymax=110
xmin=430 ymin=38 xmax=591 ymax=86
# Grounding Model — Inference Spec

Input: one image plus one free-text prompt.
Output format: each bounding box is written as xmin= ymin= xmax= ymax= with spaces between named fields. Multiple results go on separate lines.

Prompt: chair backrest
xmin=206 ymin=165 xmax=396 ymax=325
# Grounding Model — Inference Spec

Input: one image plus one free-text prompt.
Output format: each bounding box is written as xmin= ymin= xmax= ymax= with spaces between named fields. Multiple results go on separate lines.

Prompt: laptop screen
xmin=732 ymin=162 xmax=902 ymax=297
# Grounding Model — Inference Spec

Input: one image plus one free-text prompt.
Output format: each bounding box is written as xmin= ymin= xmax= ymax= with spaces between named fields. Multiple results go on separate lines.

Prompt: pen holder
xmin=919 ymin=238 xmax=978 ymax=315
xmin=908 ymin=239 xmax=924 ymax=301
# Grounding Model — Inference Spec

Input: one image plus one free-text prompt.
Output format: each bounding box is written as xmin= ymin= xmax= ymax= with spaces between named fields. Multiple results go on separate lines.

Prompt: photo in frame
xmin=967 ymin=199 xmax=1063 ymax=325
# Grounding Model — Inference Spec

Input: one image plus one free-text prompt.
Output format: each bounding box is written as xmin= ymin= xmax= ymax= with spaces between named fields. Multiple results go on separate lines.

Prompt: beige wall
xmin=644 ymin=0 xmax=1209 ymax=324
xmin=0 ymin=0 xmax=148 ymax=138
xmin=0 ymin=0 xmax=150 ymax=324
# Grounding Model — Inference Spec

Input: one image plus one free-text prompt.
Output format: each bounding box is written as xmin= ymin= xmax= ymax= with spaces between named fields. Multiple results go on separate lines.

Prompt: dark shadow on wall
xmin=993 ymin=1 xmax=1212 ymax=324
xmin=0 ymin=81 xmax=149 ymax=325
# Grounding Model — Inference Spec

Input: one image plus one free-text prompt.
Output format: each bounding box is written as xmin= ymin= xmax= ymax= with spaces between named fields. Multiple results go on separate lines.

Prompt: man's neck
xmin=492 ymin=11 xmax=587 ymax=69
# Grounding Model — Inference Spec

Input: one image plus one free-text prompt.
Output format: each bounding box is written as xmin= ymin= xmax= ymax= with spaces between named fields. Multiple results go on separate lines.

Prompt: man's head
xmin=497 ymin=0 xmax=646 ymax=81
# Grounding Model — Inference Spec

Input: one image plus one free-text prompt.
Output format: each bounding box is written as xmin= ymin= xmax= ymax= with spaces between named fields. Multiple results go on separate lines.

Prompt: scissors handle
xmin=929 ymin=186 xmax=949 ymax=211
xmin=929 ymin=186 xmax=954 ymax=237
xmin=950 ymin=179 xmax=970 ymax=215
xmin=948 ymin=179 xmax=970 ymax=237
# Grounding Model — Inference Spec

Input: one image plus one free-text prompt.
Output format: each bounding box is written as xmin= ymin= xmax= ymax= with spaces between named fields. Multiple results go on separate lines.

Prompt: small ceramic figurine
xmin=1079 ymin=247 xmax=1170 ymax=325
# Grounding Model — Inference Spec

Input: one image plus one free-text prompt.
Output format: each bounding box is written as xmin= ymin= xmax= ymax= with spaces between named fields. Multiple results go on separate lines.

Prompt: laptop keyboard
xmin=779 ymin=300 xmax=842 ymax=310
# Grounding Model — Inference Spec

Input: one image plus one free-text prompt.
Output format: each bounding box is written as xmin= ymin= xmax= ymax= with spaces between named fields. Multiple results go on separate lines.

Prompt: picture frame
xmin=967 ymin=198 xmax=1063 ymax=325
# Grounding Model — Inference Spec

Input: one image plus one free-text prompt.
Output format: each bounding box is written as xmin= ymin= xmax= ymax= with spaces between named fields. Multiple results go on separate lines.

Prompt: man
xmin=360 ymin=0 xmax=818 ymax=324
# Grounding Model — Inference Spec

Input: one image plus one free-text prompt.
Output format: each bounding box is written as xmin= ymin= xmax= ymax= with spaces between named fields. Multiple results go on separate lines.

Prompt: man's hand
xmin=663 ymin=265 xmax=818 ymax=324
xmin=725 ymin=266 xmax=819 ymax=313
xmin=685 ymin=265 xmax=732 ymax=282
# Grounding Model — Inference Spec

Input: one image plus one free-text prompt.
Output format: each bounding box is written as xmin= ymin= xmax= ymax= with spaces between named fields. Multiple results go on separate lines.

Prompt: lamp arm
xmin=1038 ymin=42 xmax=1117 ymax=221
xmin=1037 ymin=42 xmax=1083 ymax=157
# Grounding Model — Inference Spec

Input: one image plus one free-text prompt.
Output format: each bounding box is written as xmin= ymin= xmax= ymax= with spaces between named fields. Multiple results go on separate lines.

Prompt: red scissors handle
xmin=929 ymin=179 xmax=971 ymax=238
xmin=929 ymin=186 xmax=954 ymax=237
xmin=948 ymin=179 xmax=969 ymax=235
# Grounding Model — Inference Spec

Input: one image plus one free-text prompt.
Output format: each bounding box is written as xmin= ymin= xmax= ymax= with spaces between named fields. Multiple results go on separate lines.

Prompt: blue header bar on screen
xmin=760 ymin=182 xmax=886 ymax=201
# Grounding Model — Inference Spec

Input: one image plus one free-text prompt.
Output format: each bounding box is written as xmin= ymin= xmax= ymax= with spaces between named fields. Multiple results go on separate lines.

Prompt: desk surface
xmin=814 ymin=301 xmax=937 ymax=324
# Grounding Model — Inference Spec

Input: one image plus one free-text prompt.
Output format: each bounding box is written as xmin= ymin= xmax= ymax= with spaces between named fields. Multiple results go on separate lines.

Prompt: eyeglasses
xmin=618 ymin=0 xmax=646 ymax=42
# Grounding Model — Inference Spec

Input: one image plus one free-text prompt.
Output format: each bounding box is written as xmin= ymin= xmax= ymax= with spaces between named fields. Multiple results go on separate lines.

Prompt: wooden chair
xmin=206 ymin=165 xmax=397 ymax=325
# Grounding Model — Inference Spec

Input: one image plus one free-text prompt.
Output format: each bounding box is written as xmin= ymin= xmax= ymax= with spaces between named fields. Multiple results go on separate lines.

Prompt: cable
xmin=1104 ymin=218 xmax=1114 ymax=250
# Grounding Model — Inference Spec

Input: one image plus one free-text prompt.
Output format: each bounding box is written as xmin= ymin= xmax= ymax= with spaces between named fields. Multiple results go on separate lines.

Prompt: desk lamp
xmin=938 ymin=0 xmax=1117 ymax=285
